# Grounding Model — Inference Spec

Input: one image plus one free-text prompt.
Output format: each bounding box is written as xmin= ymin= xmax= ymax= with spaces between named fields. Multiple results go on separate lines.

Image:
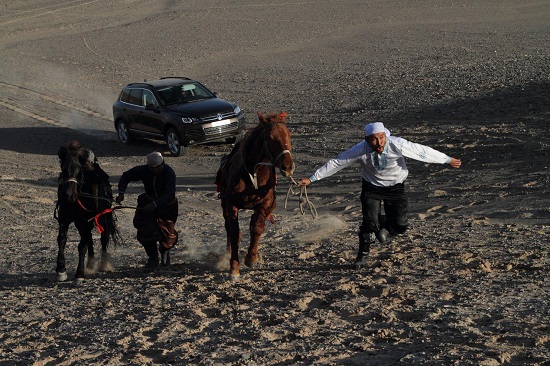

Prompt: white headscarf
xmin=364 ymin=122 xmax=391 ymax=137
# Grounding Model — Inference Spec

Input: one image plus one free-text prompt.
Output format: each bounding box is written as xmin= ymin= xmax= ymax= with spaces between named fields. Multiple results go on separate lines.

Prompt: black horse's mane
xmin=57 ymin=140 xmax=94 ymax=169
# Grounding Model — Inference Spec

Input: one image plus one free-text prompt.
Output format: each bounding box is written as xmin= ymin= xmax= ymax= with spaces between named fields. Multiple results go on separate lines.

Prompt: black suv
xmin=113 ymin=77 xmax=246 ymax=156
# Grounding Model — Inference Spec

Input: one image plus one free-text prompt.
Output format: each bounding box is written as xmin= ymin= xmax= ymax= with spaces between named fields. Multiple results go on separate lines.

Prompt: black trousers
xmin=360 ymin=180 xmax=408 ymax=236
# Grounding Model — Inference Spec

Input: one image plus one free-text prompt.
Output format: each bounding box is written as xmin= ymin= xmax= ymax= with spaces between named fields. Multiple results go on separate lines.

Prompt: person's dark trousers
xmin=360 ymin=180 xmax=409 ymax=238
xmin=133 ymin=194 xmax=162 ymax=268
xmin=133 ymin=193 xmax=179 ymax=268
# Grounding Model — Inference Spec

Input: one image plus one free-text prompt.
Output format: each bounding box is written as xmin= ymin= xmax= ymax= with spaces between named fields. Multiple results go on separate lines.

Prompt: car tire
xmin=165 ymin=128 xmax=188 ymax=157
xmin=116 ymin=120 xmax=134 ymax=144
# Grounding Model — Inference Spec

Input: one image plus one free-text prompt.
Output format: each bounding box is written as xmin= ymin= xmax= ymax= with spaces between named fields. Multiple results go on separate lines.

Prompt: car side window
xmin=120 ymin=88 xmax=131 ymax=103
xmin=128 ymin=89 xmax=143 ymax=106
xmin=143 ymin=90 xmax=157 ymax=108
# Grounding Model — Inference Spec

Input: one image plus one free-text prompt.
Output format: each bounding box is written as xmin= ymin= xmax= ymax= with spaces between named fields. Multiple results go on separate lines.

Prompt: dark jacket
xmin=118 ymin=164 xmax=176 ymax=208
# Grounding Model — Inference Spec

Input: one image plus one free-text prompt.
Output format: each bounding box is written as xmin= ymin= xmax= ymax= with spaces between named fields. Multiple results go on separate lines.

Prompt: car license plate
xmin=211 ymin=120 xmax=230 ymax=127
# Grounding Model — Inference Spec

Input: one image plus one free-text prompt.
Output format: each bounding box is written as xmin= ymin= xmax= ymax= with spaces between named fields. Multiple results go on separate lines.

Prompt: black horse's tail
xmin=109 ymin=214 xmax=123 ymax=247
xmin=99 ymin=209 xmax=124 ymax=247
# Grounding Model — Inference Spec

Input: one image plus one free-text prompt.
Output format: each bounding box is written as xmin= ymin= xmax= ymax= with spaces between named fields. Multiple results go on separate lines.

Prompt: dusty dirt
xmin=0 ymin=1 xmax=549 ymax=365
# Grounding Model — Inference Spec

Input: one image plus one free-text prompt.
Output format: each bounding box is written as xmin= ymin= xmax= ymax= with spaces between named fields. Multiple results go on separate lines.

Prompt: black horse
xmin=55 ymin=140 xmax=118 ymax=283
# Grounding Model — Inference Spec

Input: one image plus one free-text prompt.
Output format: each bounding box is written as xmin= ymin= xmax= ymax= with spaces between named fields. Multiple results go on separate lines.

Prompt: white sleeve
xmin=309 ymin=141 xmax=366 ymax=182
xmin=395 ymin=137 xmax=451 ymax=164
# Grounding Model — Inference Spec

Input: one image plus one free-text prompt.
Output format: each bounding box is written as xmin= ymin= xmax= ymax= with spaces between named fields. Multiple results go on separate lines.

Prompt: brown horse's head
xmin=258 ymin=111 xmax=295 ymax=177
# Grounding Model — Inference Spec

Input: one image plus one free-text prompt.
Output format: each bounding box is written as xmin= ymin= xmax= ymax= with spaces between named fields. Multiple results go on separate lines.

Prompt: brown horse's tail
xmin=215 ymin=154 xmax=230 ymax=193
xmin=215 ymin=168 xmax=223 ymax=193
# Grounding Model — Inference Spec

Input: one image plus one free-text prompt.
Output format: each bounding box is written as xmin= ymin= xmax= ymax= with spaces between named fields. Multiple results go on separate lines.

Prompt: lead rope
xmin=285 ymin=177 xmax=317 ymax=218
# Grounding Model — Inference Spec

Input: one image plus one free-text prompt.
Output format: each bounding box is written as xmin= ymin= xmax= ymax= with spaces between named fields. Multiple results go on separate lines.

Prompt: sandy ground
xmin=0 ymin=0 xmax=549 ymax=365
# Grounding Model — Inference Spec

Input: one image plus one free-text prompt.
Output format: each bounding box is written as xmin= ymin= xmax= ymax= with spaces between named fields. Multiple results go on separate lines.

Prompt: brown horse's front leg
xmin=224 ymin=203 xmax=241 ymax=281
xmin=246 ymin=204 xmax=274 ymax=268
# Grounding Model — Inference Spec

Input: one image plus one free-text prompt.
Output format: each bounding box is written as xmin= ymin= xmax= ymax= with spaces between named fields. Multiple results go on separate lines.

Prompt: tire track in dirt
xmin=1 ymin=81 xmax=111 ymax=125
xmin=0 ymin=178 xmax=57 ymax=190
xmin=0 ymin=179 xmax=58 ymax=210
xmin=0 ymin=97 xmax=65 ymax=128
xmin=0 ymin=0 xmax=102 ymax=26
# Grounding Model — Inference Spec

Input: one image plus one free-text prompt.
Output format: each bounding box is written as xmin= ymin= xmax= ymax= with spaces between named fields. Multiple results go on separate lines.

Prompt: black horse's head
xmin=57 ymin=142 xmax=86 ymax=203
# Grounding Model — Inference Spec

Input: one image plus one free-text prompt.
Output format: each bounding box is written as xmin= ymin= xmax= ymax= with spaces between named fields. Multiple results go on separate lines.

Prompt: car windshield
xmin=156 ymin=82 xmax=215 ymax=106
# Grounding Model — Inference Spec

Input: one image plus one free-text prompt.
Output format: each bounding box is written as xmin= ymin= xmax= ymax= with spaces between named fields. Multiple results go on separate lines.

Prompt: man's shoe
xmin=376 ymin=228 xmax=390 ymax=244
xmin=354 ymin=255 xmax=367 ymax=269
xmin=161 ymin=250 xmax=171 ymax=266
xmin=355 ymin=232 xmax=375 ymax=269
xmin=143 ymin=257 xmax=159 ymax=272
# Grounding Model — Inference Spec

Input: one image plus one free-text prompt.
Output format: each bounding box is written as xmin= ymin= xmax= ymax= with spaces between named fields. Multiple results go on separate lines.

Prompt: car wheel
xmin=116 ymin=121 xmax=134 ymax=144
xmin=165 ymin=128 xmax=188 ymax=157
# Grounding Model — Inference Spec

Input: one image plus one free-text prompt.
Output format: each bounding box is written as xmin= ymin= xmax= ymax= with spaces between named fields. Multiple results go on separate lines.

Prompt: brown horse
xmin=216 ymin=111 xmax=295 ymax=281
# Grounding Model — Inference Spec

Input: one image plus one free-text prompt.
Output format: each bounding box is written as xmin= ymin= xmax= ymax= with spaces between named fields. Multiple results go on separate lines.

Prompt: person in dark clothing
xmin=115 ymin=152 xmax=179 ymax=270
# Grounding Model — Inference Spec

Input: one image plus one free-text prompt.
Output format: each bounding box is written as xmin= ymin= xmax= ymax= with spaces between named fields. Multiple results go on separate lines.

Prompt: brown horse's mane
xmin=232 ymin=111 xmax=288 ymax=167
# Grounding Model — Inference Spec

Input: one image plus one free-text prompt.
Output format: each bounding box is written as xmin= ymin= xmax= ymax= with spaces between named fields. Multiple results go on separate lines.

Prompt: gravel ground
xmin=0 ymin=1 xmax=549 ymax=365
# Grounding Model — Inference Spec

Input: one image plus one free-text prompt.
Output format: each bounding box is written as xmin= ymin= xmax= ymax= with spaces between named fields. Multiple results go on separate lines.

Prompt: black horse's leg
xmin=223 ymin=201 xmax=241 ymax=281
xmin=99 ymin=228 xmax=111 ymax=272
xmin=75 ymin=221 xmax=94 ymax=281
xmin=56 ymin=220 xmax=70 ymax=281
xmin=86 ymin=228 xmax=96 ymax=270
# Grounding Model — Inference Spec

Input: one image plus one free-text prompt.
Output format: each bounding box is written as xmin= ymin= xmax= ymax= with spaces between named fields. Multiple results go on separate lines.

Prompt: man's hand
xmin=449 ymin=157 xmax=462 ymax=168
xmin=144 ymin=202 xmax=156 ymax=213
xmin=115 ymin=193 xmax=124 ymax=204
xmin=298 ymin=178 xmax=312 ymax=187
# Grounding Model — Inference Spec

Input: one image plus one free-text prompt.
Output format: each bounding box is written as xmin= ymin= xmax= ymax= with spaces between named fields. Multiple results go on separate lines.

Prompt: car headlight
xmin=181 ymin=117 xmax=197 ymax=123
xmin=234 ymin=106 xmax=241 ymax=115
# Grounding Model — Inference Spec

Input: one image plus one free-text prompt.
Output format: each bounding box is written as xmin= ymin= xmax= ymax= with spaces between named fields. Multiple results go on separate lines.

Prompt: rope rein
xmin=77 ymin=192 xmax=113 ymax=203
xmin=284 ymin=177 xmax=317 ymax=218
xmin=246 ymin=133 xmax=317 ymax=217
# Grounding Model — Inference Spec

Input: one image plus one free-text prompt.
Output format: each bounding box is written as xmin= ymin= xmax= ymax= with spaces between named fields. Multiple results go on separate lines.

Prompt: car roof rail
xmin=159 ymin=76 xmax=192 ymax=81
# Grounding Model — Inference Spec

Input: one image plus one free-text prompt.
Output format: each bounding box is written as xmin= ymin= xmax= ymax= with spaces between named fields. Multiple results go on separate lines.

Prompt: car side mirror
xmin=145 ymin=103 xmax=157 ymax=110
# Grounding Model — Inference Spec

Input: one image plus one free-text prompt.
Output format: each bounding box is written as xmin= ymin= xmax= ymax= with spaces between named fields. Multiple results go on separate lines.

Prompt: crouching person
xmin=116 ymin=152 xmax=179 ymax=270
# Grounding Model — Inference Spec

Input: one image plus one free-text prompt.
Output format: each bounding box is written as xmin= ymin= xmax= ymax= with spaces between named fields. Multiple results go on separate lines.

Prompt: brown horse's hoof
xmin=230 ymin=262 xmax=240 ymax=282
xmin=245 ymin=253 xmax=261 ymax=268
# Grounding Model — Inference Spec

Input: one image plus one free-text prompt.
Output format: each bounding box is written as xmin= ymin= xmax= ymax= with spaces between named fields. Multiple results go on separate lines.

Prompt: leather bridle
xmin=244 ymin=127 xmax=292 ymax=189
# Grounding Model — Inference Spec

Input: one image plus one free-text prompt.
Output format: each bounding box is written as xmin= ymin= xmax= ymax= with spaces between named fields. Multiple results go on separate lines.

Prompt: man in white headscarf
xmin=299 ymin=122 xmax=461 ymax=269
